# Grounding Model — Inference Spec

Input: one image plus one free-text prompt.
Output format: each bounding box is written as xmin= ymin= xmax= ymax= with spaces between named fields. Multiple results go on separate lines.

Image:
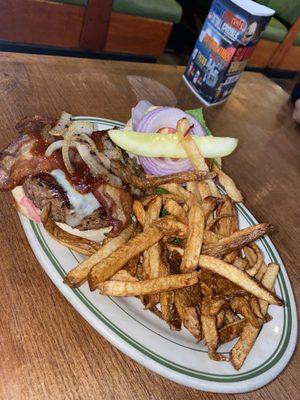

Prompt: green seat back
xmin=113 ymin=0 xmax=183 ymax=23
xmin=260 ymin=16 xmax=288 ymax=42
xmin=53 ymin=0 xmax=88 ymax=6
xmin=256 ymin=0 xmax=300 ymax=25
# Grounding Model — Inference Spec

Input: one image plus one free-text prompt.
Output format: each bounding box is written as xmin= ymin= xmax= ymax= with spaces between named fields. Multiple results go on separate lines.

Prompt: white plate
xmin=19 ymin=116 xmax=297 ymax=393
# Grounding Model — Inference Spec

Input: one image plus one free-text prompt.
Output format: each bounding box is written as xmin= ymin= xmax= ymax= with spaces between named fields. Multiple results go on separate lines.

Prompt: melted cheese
xmin=51 ymin=169 xmax=100 ymax=227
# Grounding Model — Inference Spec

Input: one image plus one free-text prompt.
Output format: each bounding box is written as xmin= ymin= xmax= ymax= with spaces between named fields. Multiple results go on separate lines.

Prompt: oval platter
xmin=19 ymin=116 xmax=297 ymax=393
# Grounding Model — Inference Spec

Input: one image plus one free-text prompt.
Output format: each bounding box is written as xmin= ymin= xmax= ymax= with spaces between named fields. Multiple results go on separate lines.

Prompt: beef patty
xmin=23 ymin=172 xmax=111 ymax=230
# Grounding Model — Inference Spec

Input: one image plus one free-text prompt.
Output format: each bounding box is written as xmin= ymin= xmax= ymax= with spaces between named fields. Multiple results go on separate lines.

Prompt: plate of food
xmin=0 ymin=102 xmax=297 ymax=393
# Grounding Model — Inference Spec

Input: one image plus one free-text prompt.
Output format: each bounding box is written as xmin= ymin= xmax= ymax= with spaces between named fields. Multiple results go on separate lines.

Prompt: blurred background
xmin=1 ymin=0 xmax=299 ymax=92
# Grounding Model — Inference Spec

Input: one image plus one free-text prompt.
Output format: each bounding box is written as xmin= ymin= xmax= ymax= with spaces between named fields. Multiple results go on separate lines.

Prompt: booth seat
xmin=0 ymin=0 xmax=182 ymax=58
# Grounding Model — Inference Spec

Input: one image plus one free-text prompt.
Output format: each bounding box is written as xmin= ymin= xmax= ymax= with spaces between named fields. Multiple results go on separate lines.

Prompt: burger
xmin=0 ymin=112 xmax=138 ymax=241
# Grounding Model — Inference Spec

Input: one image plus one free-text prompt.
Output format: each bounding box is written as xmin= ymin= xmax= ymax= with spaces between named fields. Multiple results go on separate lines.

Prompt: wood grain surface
xmin=0 ymin=52 xmax=299 ymax=400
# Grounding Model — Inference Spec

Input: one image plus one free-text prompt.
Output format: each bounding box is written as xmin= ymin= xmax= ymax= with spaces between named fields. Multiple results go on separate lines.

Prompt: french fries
xmin=231 ymin=263 xmax=279 ymax=370
xmin=55 ymin=115 xmax=283 ymax=371
xmin=64 ymin=222 xmax=136 ymax=287
xmin=88 ymin=226 xmax=164 ymax=290
xmin=199 ymin=255 xmax=282 ymax=305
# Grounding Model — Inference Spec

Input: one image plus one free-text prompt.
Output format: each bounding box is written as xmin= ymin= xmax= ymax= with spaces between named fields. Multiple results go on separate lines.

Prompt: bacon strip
xmin=93 ymin=183 xmax=132 ymax=237
xmin=0 ymin=117 xmax=59 ymax=190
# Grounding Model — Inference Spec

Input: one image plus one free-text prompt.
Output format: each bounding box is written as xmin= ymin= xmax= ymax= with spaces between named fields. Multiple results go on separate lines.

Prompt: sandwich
xmin=0 ymin=113 xmax=135 ymax=241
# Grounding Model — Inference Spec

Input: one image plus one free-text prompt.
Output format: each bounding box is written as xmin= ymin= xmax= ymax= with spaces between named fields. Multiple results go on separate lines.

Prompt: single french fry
xmin=219 ymin=320 xmax=247 ymax=344
xmin=110 ymin=270 xmax=139 ymax=282
xmin=198 ymin=255 xmax=282 ymax=305
xmin=111 ymin=159 xmax=215 ymax=189
xmin=255 ymin=261 xmax=268 ymax=281
xmin=177 ymin=118 xmax=208 ymax=172
xmin=223 ymin=252 xmax=237 ymax=264
xmin=232 ymin=257 xmax=249 ymax=270
xmin=197 ymin=181 xmax=211 ymax=201
xmin=142 ymin=193 xmax=185 ymax=207
xmin=144 ymin=196 xmax=162 ymax=228
xmin=158 ymin=183 xmax=191 ymax=202
xmin=209 ymin=298 xmax=227 ymax=316
xmin=230 ymin=263 xmax=279 ymax=370
xmin=216 ymin=309 xmax=226 ymax=329
xmin=225 ymin=309 xmax=240 ymax=324
xmin=201 ymin=296 xmax=226 ymax=361
xmin=165 ymin=244 xmax=184 ymax=257
xmin=164 ymin=199 xmax=188 ymax=224
xmin=98 ymin=272 xmax=199 ymax=296
xmin=176 ymin=118 xmax=220 ymax=199
xmin=88 ymin=226 xmax=164 ymax=290
xmin=202 ymin=223 xmax=272 ymax=258
xmin=186 ymin=181 xmax=202 ymax=203
xmin=259 ymin=263 xmax=280 ymax=313
xmin=216 ymin=170 xmax=243 ymax=203
xmin=143 ymin=196 xmax=163 ymax=281
xmin=245 ymin=243 xmax=263 ymax=277
xmin=249 ymin=296 xmax=263 ymax=319
xmin=160 ymin=251 xmax=182 ymax=330
xmin=132 ymin=199 xmax=146 ymax=226
xmin=203 ymin=230 xmax=223 ymax=245
xmin=64 ymin=222 xmax=135 ymax=287
xmin=153 ymin=216 xmax=188 ymax=238
xmin=202 ymin=196 xmax=223 ymax=221
xmin=141 ymin=194 xmax=158 ymax=207
xmin=215 ymin=197 xmax=235 ymax=237
xmin=174 ymin=285 xmax=202 ymax=340
xmin=205 ymin=214 xmax=234 ymax=231
xmin=161 ymin=193 xmax=186 ymax=205
xmin=181 ymin=198 xmax=205 ymax=273
xmin=230 ymin=296 xmax=260 ymax=328
xmin=243 ymin=245 xmax=256 ymax=265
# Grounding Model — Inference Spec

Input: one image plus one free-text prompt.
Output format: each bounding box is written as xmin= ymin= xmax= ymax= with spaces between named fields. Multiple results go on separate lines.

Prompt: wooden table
xmin=0 ymin=52 xmax=299 ymax=400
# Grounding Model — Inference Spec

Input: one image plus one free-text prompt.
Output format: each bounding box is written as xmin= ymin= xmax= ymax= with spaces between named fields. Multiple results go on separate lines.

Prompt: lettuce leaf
xmin=186 ymin=108 xmax=212 ymax=136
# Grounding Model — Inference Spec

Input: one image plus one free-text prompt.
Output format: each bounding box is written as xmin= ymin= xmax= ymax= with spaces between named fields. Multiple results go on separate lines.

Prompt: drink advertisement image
xmin=183 ymin=0 xmax=274 ymax=106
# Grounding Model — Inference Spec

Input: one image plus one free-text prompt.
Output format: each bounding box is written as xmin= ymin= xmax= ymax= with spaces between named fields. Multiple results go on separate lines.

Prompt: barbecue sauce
xmin=68 ymin=160 xmax=104 ymax=194
xmin=32 ymin=135 xmax=105 ymax=194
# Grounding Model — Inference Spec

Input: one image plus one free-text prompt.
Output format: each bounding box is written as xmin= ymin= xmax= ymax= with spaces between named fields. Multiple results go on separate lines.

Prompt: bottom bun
xmin=55 ymin=222 xmax=111 ymax=242
xmin=12 ymin=186 xmax=111 ymax=242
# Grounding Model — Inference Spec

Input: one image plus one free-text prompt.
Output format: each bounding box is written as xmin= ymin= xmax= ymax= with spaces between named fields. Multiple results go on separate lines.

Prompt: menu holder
xmin=183 ymin=0 xmax=275 ymax=106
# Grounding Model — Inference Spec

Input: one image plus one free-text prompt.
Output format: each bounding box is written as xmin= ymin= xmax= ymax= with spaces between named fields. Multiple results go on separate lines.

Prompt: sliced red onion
xmin=139 ymin=156 xmax=194 ymax=176
xmin=137 ymin=107 xmax=205 ymax=135
xmin=131 ymin=100 xmax=154 ymax=130
xmin=135 ymin=107 xmax=206 ymax=176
